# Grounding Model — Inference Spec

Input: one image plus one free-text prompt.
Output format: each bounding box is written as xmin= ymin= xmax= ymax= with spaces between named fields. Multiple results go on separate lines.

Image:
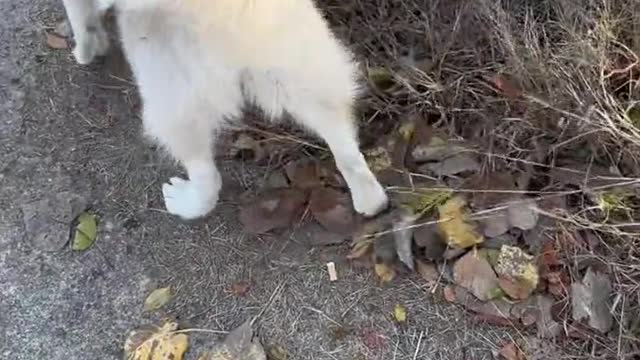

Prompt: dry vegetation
xmin=272 ymin=0 xmax=639 ymax=357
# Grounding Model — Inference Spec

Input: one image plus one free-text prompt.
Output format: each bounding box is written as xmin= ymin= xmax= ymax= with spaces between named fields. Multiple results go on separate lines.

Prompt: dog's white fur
xmin=61 ymin=0 xmax=389 ymax=220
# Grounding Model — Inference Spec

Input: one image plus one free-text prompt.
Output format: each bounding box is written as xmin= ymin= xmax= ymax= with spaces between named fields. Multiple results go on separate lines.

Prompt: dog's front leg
xmin=61 ymin=0 xmax=110 ymax=64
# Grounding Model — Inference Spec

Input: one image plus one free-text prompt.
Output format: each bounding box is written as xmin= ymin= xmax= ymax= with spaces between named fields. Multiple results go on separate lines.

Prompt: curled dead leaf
xmin=239 ymin=189 xmax=307 ymax=234
xmin=124 ymin=322 xmax=188 ymax=360
xmin=45 ymin=32 xmax=68 ymax=49
xmin=198 ymin=320 xmax=266 ymax=360
xmin=309 ymin=187 xmax=355 ymax=236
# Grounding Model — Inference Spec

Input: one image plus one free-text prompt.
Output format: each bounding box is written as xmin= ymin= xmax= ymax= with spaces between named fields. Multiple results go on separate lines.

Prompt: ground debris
xmin=571 ymin=267 xmax=614 ymax=333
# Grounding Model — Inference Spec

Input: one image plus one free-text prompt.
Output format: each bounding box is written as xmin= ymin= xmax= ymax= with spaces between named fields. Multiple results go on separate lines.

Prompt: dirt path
xmin=0 ymin=1 xmax=507 ymax=359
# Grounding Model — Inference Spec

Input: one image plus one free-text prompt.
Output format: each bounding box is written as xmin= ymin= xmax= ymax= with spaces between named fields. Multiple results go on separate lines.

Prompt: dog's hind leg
xmin=289 ymin=100 xmax=389 ymax=217
xmin=61 ymin=0 xmax=111 ymax=64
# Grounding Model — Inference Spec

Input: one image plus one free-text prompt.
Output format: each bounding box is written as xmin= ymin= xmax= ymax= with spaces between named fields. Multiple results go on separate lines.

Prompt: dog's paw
xmin=352 ymin=181 xmax=389 ymax=217
xmin=162 ymin=177 xmax=218 ymax=220
xmin=72 ymin=27 xmax=110 ymax=65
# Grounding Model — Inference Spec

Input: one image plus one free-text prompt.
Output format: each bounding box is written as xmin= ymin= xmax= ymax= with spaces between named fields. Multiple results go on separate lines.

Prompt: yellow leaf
xmin=393 ymin=304 xmax=407 ymax=323
xmin=347 ymin=239 xmax=373 ymax=259
xmin=72 ymin=212 xmax=97 ymax=251
xmin=144 ymin=287 xmax=172 ymax=311
xmin=267 ymin=345 xmax=290 ymax=360
xmin=368 ymin=66 xmax=394 ymax=91
xmin=124 ymin=322 xmax=188 ymax=360
xmin=374 ymin=263 xmax=395 ymax=283
xmin=437 ymin=196 xmax=483 ymax=248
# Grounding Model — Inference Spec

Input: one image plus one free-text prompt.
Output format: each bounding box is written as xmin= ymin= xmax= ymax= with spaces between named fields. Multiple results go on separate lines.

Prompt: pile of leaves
xmin=235 ymin=105 xmax=633 ymax=352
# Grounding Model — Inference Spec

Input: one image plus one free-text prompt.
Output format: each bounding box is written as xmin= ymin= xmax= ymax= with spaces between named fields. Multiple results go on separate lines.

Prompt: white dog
xmin=61 ymin=0 xmax=389 ymax=220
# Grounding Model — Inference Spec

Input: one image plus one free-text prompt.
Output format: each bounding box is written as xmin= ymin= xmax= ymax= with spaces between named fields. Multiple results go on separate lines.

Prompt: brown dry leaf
xmin=443 ymin=286 xmax=457 ymax=302
xmin=198 ymin=320 xmax=266 ymax=360
xmin=360 ymin=329 xmax=386 ymax=350
xmin=374 ymin=263 xmax=396 ymax=284
xmin=453 ymin=250 xmax=501 ymax=301
xmin=571 ymin=267 xmax=614 ymax=333
xmin=414 ymin=225 xmax=447 ymax=260
xmin=487 ymin=74 xmax=523 ymax=99
xmin=498 ymin=342 xmax=525 ymax=360
xmin=438 ymin=196 xmax=483 ymax=248
xmin=285 ymin=160 xmax=323 ymax=190
xmin=416 ymin=260 xmax=439 ymax=283
xmin=229 ymin=133 xmax=264 ymax=161
xmin=143 ymin=287 xmax=172 ymax=312
xmin=124 ymin=322 xmax=188 ymax=360
xmin=309 ymin=188 xmax=356 ymax=236
xmin=230 ymin=280 xmax=251 ymax=297
xmin=45 ymin=32 xmax=68 ymax=49
xmin=239 ymin=188 xmax=307 ymax=234
xmin=495 ymin=246 xmax=539 ymax=300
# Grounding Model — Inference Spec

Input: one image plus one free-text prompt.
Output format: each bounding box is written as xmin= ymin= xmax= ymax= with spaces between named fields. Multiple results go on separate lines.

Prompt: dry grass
xmin=316 ymin=0 xmax=640 ymax=358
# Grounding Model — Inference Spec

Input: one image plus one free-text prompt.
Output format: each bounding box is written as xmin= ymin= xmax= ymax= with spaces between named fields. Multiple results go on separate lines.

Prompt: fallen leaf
xmin=416 ymin=260 xmax=439 ymax=283
xmin=393 ymin=304 xmax=407 ymax=323
xmin=498 ymin=342 xmax=525 ymax=360
xmin=364 ymin=146 xmax=393 ymax=173
xmin=285 ymin=160 xmax=323 ymax=190
xmin=507 ymin=199 xmax=539 ymax=230
xmin=414 ymin=225 xmax=447 ymax=260
xmin=571 ymin=267 xmax=614 ymax=333
xmin=368 ymin=66 xmax=395 ymax=91
xmin=296 ymin=222 xmax=346 ymax=247
xmin=487 ymin=74 xmax=523 ymax=99
xmin=438 ymin=196 xmax=483 ymax=248
xmin=231 ymin=280 xmax=251 ymax=297
xmin=360 ymin=329 xmax=385 ymax=350
xmin=495 ymin=246 xmax=539 ymax=300
xmin=374 ymin=263 xmax=396 ymax=284
xmin=239 ymin=189 xmax=307 ymax=234
xmin=535 ymin=295 xmax=562 ymax=338
xmin=72 ymin=212 xmax=97 ymax=251
xmin=229 ymin=133 xmax=265 ymax=161
xmin=309 ymin=188 xmax=355 ymax=236
xmin=443 ymin=286 xmax=457 ymax=302
xmin=144 ymin=287 xmax=172 ymax=311
xmin=198 ymin=320 xmax=266 ymax=360
xmin=453 ymin=250 xmax=500 ymax=301
xmin=124 ymin=322 xmax=188 ymax=360
xmin=266 ymin=345 xmax=289 ymax=360
xmin=392 ymin=211 xmax=417 ymax=270
xmin=422 ymin=153 xmax=480 ymax=176
xmin=45 ymin=32 xmax=68 ymax=49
